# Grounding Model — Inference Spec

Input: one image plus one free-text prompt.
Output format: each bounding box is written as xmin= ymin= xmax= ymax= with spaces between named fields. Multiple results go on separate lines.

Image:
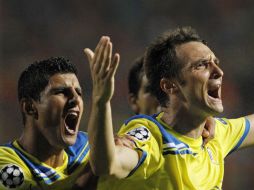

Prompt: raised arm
xmin=84 ymin=36 xmax=139 ymax=179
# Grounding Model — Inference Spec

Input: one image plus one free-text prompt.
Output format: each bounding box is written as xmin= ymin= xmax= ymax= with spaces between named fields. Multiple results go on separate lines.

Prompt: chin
xmin=61 ymin=135 xmax=78 ymax=147
xmin=65 ymin=137 xmax=77 ymax=146
xmin=209 ymin=105 xmax=224 ymax=116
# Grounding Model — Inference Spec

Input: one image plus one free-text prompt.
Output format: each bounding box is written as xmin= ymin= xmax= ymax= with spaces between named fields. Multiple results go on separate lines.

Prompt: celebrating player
xmin=85 ymin=27 xmax=254 ymax=190
xmin=0 ymin=57 xmax=135 ymax=190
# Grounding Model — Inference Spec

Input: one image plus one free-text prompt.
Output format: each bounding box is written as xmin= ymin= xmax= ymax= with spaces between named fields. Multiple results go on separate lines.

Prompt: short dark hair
xmin=128 ymin=56 xmax=145 ymax=97
xmin=18 ymin=56 xmax=77 ymax=102
xmin=145 ymin=26 xmax=206 ymax=106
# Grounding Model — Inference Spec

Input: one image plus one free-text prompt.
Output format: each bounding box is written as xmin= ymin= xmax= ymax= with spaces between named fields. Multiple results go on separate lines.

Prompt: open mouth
xmin=207 ymin=84 xmax=221 ymax=100
xmin=64 ymin=112 xmax=79 ymax=135
xmin=208 ymin=89 xmax=219 ymax=99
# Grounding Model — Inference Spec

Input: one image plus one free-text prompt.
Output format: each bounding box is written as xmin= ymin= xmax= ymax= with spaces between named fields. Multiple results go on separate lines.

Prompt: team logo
xmin=127 ymin=126 xmax=150 ymax=141
xmin=0 ymin=164 xmax=24 ymax=188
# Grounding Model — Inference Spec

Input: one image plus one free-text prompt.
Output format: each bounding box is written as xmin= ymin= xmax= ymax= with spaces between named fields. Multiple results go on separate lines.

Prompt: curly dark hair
xmin=18 ymin=56 xmax=77 ymax=102
xmin=144 ymin=26 xmax=206 ymax=106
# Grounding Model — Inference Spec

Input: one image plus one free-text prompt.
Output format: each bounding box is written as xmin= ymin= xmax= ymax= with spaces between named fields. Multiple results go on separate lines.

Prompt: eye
xmin=194 ymin=61 xmax=209 ymax=70
xmin=54 ymin=89 xmax=68 ymax=96
xmin=76 ymin=88 xmax=83 ymax=96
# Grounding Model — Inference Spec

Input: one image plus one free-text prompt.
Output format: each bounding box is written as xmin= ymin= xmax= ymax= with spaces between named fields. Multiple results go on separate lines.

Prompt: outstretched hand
xmin=84 ymin=36 xmax=120 ymax=103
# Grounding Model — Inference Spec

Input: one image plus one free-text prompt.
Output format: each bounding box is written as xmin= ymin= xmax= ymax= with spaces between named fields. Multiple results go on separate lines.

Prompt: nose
xmin=68 ymin=88 xmax=82 ymax=107
xmin=210 ymin=62 xmax=224 ymax=79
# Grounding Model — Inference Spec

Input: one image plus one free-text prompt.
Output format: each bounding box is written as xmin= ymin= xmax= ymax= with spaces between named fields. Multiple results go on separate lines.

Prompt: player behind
xmin=127 ymin=56 xmax=160 ymax=115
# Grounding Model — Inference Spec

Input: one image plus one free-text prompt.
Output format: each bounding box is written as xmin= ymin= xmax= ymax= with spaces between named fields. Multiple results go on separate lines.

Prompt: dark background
xmin=1 ymin=0 xmax=254 ymax=189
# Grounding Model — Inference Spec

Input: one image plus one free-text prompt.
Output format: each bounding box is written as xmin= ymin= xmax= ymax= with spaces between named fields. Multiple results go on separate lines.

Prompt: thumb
xmin=83 ymin=48 xmax=94 ymax=64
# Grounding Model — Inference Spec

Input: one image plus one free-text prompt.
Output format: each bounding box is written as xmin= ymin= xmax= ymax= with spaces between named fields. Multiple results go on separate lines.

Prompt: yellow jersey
xmin=0 ymin=131 xmax=90 ymax=190
xmin=98 ymin=113 xmax=250 ymax=190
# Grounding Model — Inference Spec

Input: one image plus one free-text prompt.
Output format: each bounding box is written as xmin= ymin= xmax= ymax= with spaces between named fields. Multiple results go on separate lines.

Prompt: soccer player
xmin=0 ymin=57 xmax=96 ymax=190
xmin=128 ymin=55 xmax=214 ymax=145
xmin=85 ymin=27 xmax=254 ymax=190
xmin=127 ymin=56 xmax=161 ymax=115
xmin=0 ymin=57 xmax=133 ymax=190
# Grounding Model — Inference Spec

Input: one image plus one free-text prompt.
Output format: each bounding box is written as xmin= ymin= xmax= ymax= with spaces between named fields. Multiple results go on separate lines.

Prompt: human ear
xmin=160 ymin=78 xmax=178 ymax=94
xmin=128 ymin=93 xmax=140 ymax=114
xmin=20 ymin=99 xmax=37 ymax=116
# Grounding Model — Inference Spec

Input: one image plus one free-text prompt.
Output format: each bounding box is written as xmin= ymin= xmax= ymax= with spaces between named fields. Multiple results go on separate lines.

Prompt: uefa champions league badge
xmin=127 ymin=126 xmax=151 ymax=141
xmin=0 ymin=164 xmax=24 ymax=189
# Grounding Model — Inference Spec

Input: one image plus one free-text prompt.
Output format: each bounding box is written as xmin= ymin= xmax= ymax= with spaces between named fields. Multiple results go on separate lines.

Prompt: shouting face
xmin=175 ymin=41 xmax=224 ymax=116
xmin=34 ymin=73 xmax=84 ymax=148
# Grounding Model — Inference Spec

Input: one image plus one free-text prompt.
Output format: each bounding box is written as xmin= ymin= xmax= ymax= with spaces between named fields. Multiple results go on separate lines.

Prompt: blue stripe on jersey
xmin=163 ymin=149 xmax=192 ymax=155
xmin=227 ymin=118 xmax=250 ymax=156
xmin=66 ymin=131 xmax=90 ymax=174
xmin=127 ymin=148 xmax=147 ymax=177
xmin=4 ymin=143 xmax=61 ymax=184
xmin=2 ymin=131 xmax=89 ymax=185
xmin=124 ymin=114 xmax=192 ymax=155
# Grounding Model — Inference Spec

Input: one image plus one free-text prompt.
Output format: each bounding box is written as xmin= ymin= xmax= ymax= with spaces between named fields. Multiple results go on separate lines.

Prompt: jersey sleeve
xmin=214 ymin=117 xmax=250 ymax=157
xmin=118 ymin=116 xmax=164 ymax=179
xmin=0 ymin=146 xmax=37 ymax=189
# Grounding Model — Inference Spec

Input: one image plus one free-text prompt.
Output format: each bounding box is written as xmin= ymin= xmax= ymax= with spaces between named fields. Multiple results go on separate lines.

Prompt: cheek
xmin=79 ymin=99 xmax=84 ymax=111
xmin=40 ymin=100 xmax=64 ymax=120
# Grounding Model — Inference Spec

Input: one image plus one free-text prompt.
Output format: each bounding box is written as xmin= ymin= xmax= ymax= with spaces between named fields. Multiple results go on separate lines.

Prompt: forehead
xmin=175 ymin=41 xmax=216 ymax=64
xmin=47 ymin=73 xmax=80 ymax=88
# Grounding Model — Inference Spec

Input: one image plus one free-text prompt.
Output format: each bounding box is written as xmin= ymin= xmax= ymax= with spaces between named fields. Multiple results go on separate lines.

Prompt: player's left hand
xmin=84 ymin=36 xmax=120 ymax=104
xmin=202 ymin=117 xmax=216 ymax=147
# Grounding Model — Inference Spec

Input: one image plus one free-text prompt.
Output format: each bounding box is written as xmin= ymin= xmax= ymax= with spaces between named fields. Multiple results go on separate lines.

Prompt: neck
xmin=161 ymin=105 xmax=208 ymax=139
xmin=18 ymin=125 xmax=65 ymax=168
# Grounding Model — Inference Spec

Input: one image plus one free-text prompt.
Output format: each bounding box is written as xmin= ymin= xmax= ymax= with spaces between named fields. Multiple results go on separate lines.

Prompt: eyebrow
xmin=191 ymin=57 xmax=220 ymax=65
xmin=214 ymin=58 xmax=220 ymax=65
xmin=49 ymin=86 xmax=83 ymax=93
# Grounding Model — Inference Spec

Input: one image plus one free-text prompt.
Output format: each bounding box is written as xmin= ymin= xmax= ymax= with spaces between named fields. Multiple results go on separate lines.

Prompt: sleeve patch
xmin=0 ymin=164 xmax=24 ymax=188
xmin=127 ymin=126 xmax=151 ymax=141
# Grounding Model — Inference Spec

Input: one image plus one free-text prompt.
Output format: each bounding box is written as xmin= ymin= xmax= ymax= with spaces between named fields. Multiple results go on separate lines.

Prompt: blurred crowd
xmin=1 ymin=0 xmax=254 ymax=189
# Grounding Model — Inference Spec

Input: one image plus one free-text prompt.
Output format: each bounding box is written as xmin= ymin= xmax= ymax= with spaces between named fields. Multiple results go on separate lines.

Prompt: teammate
xmin=0 ymin=57 xmax=97 ymax=190
xmin=0 ymin=57 xmax=135 ymax=190
xmin=127 ymin=56 xmax=160 ymax=115
xmin=85 ymin=27 xmax=254 ymax=190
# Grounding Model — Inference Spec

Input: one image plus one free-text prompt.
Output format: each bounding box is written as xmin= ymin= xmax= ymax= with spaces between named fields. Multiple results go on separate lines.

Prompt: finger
xmin=99 ymin=41 xmax=112 ymax=77
xmin=122 ymin=140 xmax=135 ymax=149
xmin=120 ymin=135 xmax=135 ymax=148
xmin=205 ymin=117 xmax=215 ymax=139
xmin=114 ymin=138 xmax=124 ymax=146
xmin=202 ymin=129 xmax=210 ymax=147
xmin=83 ymin=48 xmax=94 ymax=67
xmin=106 ymin=42 xmax=113 ymax=71
xmin=107 ymin=53 xmax=120 ymax=78
xmin=202 ymin=129 xmax=209 ymax=138
xmin=203 ymin=138 xmax=208 ymax=147
xmin=94 ymin=36 xmax=107 ymax=59
xmin=94 ymin=37 xmax=109 ymax=74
